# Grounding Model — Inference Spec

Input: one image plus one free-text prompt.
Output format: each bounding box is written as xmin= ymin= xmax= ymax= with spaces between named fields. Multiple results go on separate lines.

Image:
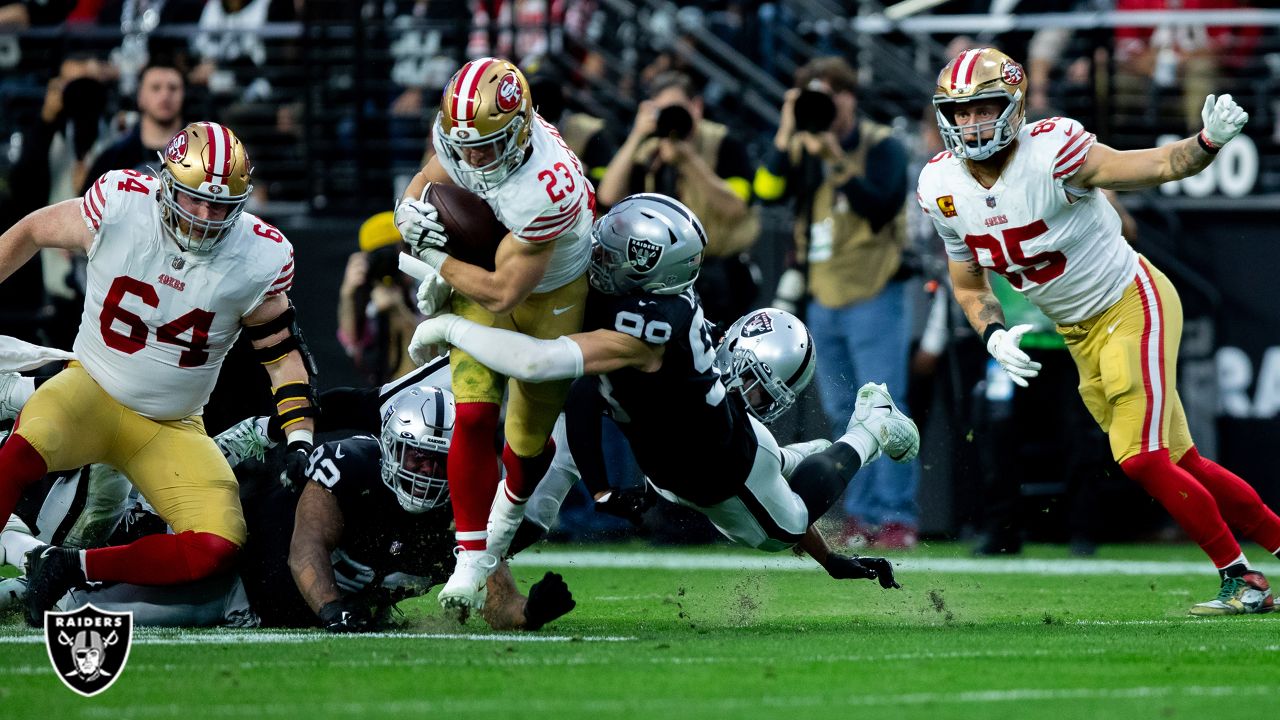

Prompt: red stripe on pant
xmin=447 ymin=402 xmax=502 ymax=551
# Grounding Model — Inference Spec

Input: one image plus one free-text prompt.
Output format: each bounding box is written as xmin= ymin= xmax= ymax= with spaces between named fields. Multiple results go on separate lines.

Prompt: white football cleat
xmin=437 ymin=547 xmax=499 ymax=611
xmin=849 ymin=382 xmax=920 ymax=463
xmin=0 ymin=577 xmax=28 ymax=614
xmin=215 ymin=416 xmax=275 ymax=466
xmin=0 ymin=372 xmax=26 ymax=422
xmin=486 ymin=480 xmax=526 ymax=560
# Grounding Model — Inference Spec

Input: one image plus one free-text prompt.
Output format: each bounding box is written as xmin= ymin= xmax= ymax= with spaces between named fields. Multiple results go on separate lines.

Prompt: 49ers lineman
xmin=0 ymin=122 xmax=317 ymax=625
xmin=394 ymin=57 xmax=594 ymax=610
xmin=919 ymin=48 xmax=1280 ymax=615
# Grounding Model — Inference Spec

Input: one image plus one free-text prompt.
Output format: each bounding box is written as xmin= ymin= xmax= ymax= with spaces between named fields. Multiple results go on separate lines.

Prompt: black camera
xmin=793 ymin=89 xmax=837 ymax=134
xmin=654 ymin=104 xmax=694 ymax=141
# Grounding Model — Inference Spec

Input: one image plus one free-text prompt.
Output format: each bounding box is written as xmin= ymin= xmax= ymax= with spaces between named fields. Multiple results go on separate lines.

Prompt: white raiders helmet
xmin=379 ymin=384 xmax=455 ymax=513
xmin=588 ymin=193 xmax=708 ymax=295
xmin=716 ymin=308 xmax=816 ymax=424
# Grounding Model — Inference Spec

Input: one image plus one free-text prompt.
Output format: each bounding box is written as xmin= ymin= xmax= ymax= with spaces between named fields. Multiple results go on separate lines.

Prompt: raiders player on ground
xmin=409 ymin=194 xmax=920 ymax=572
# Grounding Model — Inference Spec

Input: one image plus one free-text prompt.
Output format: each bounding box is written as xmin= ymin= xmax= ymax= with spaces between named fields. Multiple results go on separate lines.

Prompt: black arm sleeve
xmin=563 ymin=377 xmax=611 ymax=497
xmin=838 ymin=134 xmax=909 ymax=233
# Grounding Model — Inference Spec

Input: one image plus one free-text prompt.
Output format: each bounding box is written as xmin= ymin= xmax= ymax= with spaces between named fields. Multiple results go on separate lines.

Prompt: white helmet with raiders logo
xmin=157 ymin=121 xmax=254 ymax=252
xmin=588 ymin=193 xmax=708 ymax=296
xmin=435 ymin=57 xmax=534 ymax=192
xmin=716 ymin=308 xmax=816 ymax=424
xmin=933 ymin=47 xmax=1026 ymax=161
xmin=379 ymin=384 xmax=456 ymax=513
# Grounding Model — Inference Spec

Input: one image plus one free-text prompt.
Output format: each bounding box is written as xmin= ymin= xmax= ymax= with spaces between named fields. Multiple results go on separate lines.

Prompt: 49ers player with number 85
xmin=919 ymin=47 xmax=1280 ymax=616
xmin=0 ymin=122 xmax=319 ymax=625
xmin=393 ymin=57 xmax=596 ymax=611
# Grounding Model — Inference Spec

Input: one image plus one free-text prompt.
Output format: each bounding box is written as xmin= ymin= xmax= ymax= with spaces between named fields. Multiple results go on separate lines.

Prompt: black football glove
xmin=523 ymin=571 xmax=576 ymax=631
xmin=594 ymin=487 xmax=655 ymax=527
xmin=281 ymin=440 xmax=314 ymax=489
xmin=318 ymin=599 xmax=374 ymax=633
xmin=825 ymin=554 xmax=902 ymax=589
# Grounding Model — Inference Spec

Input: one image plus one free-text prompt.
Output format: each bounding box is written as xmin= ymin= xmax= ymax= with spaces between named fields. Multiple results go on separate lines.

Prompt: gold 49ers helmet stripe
xmin=951 ymin=48 xmax=983 ymax=92
xmin=453 ymin=57 xmax=498 ymax=128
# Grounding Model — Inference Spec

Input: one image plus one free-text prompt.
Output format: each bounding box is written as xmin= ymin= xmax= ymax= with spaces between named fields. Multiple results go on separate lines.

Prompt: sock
xmin=84 ymin=531 xmax=238 ymax=585
xmin=0 ymin=525 xmax=42 ymax=568
xmin=1176 ymin=447 xmax=1280 ymax=555
xmin=790 ymin=442 xmax=863 ymax=523
xmin=0 ymin=433 xmax=50 ymax=529
xmin=1120 ymin=449 xmax=1240 ymax=568
xmin=501 ymin=439 xmax=555 ymax=502
xmin=836 ymin=425 xmax=878 ymax=466
xmin=1218 ymin=552 xmax=1250 ymax=580
xmin=448 ymin=402 xmax=502 ymax=552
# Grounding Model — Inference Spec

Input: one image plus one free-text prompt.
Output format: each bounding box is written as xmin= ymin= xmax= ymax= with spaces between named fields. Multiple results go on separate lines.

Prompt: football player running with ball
xmin=0 ymin=122 xmax=317 ymax=625
xmin=918 ymin=48 xmax=1279 ymax=616
xmin=410 ymin=194 xmax=919 ymax=568
xmin=393 ymin=58 xmax=595 ymax=611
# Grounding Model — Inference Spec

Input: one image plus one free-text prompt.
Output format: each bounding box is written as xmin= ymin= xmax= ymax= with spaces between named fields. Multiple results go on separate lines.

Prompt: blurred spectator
xmin=337 ymin=212 xmax=424 ymax=385
xmin=597 ymin=71 xmax=759 ymax=328
xmin=467 ymin=0 xmax=595 ymax=66
xmin=527 ymin=70 xmax=616 ymax=183
xmin=1113 ymin=0 xmax=1261 ymax=133
xmin=82 ymin=60 xmax=185 ymax=191
xmin=754 ymin=56 xmax=918 ymax=548
xmin=97 ymin=0 xmax=204 ymax=98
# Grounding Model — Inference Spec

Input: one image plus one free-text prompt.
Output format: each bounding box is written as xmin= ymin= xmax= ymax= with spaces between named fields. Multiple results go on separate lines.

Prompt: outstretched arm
xmin=0 ymin=199 xmax=92 ymax=284
xmin=289 ymin=483 xmax=345 ymax=613
xmin=1071 ymin=94 xmax=1248 ymax=191
xmin=409 ymin=314 xmax=665 ymax=381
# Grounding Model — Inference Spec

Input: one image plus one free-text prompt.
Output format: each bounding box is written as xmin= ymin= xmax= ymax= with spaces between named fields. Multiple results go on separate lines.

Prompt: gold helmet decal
xmin=435 ymin=57 xmax=534 ymax=192
xmin=158 ymin=122 xmax=253 ymax=252
xmin=933 ymin=48 xmax=1026 ymax=161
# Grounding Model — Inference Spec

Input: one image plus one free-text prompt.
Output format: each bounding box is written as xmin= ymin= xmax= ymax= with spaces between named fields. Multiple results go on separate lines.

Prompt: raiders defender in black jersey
xmin=409 ymin=194 xmax=921 ymax=578
xmin=0 ymin=379 xmax=574 ymax=631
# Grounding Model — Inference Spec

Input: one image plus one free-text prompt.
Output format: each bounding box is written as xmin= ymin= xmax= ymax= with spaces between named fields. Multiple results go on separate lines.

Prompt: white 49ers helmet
xmin=435 ymin=57 xmax=534 ymax=192
xmin=933 ymin=47 xmax=1027 ymax=161
xmin=158 ymin=121 xmax=253 ymax=252
xmin=716 ymin=308 xmax=816 ymax=424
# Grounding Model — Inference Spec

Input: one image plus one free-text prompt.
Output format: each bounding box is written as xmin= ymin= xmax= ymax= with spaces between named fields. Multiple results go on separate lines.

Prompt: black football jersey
xmin=305 ymin=436 xmax=456 ymax=588
xmin=581 ymin=286 xmax=758 ymax=506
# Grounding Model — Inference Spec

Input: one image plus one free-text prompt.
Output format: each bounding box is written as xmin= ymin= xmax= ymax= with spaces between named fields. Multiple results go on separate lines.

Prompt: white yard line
xmin=71 ymin=685 xmax=1278 ymax=717
xmin=0 ymin=630 xmax=636 ymax=645
xmin=510 ymin=550 xmax=1245 ymax=576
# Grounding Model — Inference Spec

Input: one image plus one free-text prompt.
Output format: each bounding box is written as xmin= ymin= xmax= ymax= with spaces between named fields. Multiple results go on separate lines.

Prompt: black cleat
xmin=24 ymin=545 xmax=86 ymax=627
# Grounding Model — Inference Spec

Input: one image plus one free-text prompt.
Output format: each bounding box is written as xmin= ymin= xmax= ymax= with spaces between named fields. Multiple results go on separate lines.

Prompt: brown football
xmin=424 ymin=183 xmax=506 ymax=271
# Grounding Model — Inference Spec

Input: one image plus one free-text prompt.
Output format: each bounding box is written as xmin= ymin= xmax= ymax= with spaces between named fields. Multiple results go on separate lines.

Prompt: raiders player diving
xmin=410 ymin=194 xmax=920 ymax=577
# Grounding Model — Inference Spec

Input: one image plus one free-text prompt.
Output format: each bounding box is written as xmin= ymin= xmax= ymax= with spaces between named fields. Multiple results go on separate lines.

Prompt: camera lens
xmin=794 ymin=90 xmax=837 ymax=134
xmin=654 ymin=105 xmax=694 ymax=140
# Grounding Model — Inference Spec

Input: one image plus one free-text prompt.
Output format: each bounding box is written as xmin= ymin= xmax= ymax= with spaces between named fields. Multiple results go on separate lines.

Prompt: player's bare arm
xmin=798 ymin=525 xmax=901 ymax=588
xmin=1071 ymin=94 xmax=1248 ymax=191
xmin=480 ymin=562 xmax=530 ymax=630
xmin=437 ymin=231 xmax=555 ymax=314
xmin=288 ymin=482 xmax=346 ymax=613
xmin=0 ymin=199 xmax=93 ymax=283
xmin=408 ymin=314 xmax=665 ymax=381
xmin=401 ymin=154 xmax=456 ymax=203
xmin=948 ymin=258 xmax=1005 ymax=336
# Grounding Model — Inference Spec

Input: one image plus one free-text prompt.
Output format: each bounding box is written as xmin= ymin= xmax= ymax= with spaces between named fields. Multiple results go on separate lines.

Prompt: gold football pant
xmin=449 ymin=273 xmax=588 ymax=456
xmin=1057 ymin=256 xmax=1192 ymax=464
xmin=15 ymin=363 xmax=246 ymax=545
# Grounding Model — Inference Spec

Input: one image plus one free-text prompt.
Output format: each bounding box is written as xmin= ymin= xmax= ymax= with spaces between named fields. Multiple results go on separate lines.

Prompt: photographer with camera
xmin=597 ymin=71 xmax=760 ymax=328
xmin=337 ymin=212 xmax=425 ymax=385
xmin=754 ymin=56 xmax=919 ymax=549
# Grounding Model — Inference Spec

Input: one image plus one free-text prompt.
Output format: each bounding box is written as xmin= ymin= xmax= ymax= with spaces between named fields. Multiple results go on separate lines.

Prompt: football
xmin=424 ymin=182 xmax=507 ymax=271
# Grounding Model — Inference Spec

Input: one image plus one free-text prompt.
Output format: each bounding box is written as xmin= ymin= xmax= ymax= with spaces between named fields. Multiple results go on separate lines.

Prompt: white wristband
xmin=285 ymin=429 xmax=314 ymax=446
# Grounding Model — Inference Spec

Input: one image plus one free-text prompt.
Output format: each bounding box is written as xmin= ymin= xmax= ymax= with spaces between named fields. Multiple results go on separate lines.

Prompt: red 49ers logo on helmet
xmin=166 ymin=132 xmax=188 ymax=163
xmin=1001 ymin=60 xmax=1024 ymax=85
xmin=495 ymin=73 xmax=523 ymax=113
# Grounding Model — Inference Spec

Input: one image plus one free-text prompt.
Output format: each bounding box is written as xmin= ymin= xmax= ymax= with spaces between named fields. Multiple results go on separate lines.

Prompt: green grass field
xmin=2 ymin=542 xmax=1277 ymax=720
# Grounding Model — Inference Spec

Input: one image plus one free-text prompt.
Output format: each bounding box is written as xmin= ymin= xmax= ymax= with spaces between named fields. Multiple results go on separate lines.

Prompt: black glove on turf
xmin=318 ymin=599 xmax=374 ymax=633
